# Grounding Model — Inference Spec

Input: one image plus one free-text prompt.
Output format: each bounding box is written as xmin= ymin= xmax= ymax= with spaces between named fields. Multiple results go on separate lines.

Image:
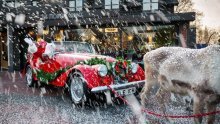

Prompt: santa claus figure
xmin=24 ymin=38 xmax=56 ymax=68
xmin=24 ymin=37 xmax=62 ymax=83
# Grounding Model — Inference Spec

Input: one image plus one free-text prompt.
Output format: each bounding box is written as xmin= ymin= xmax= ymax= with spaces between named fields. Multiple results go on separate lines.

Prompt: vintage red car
xmin=24 ymin=40 xmax=145 ymax=105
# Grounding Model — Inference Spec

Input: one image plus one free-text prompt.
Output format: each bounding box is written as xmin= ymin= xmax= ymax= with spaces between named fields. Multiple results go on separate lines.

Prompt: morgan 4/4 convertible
xmin=24 ymin=40 xmax=145 ymax=105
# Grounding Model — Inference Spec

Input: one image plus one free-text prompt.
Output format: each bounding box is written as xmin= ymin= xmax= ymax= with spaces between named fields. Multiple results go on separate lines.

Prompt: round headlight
xmin=98 ymin=64 xmax=108 ymax=77
xmin=131 ymin=63 xmax=138 ymax=74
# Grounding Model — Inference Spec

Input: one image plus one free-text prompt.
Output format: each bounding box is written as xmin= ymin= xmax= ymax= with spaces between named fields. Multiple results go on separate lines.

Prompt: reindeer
xmin=140 ymin=47 xmax=189 ymax=104
xmin=141 ymin=45 xmax=220 ymax=124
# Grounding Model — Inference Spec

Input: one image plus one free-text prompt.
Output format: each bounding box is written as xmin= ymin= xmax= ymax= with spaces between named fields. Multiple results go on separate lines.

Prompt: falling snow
xmin=0 ymin=0 xmax=220 ymax=124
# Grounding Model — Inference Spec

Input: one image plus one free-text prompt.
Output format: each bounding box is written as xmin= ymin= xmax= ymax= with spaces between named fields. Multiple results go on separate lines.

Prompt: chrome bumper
xmin=91 ymin=80 xmax=145 ymax=93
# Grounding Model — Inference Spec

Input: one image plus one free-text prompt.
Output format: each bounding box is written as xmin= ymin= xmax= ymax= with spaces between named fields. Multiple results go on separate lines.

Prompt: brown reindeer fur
xmin=141 ymin=45 xmax=220 ymax=124
xmin=140 ymin=47 xmax=187 ymax=104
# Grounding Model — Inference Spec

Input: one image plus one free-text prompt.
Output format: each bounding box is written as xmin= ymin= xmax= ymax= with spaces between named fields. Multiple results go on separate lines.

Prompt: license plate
xmin=115 ymin=87 xmax=136 ymax=97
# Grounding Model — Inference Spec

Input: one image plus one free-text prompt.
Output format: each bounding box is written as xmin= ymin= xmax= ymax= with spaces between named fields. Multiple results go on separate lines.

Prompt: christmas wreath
xmin=113 ymin=58 xmax=132 ymax=79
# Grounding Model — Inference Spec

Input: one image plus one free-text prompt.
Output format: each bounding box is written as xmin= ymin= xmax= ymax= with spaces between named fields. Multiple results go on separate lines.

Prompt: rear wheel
xmin=68 ymin=72 xmax=88 ymax=105
xmin=25 ymin=65 xmax=37 ymax=87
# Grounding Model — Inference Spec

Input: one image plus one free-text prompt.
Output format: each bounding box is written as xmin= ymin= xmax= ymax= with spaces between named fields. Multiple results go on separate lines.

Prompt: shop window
xmin=105 ymin=0 xmax=111 ymax=9
xmin=54 ymin=30 xmax=65 ymax=42
xmin=69 ymin=0 xmax=83 ymax=11
xmin=105 ymin=0 xmax=119 ymax=9
xmin=143 ymin=0 xmax=158 ymax=11
xmin=69 ymin=0 xmax=75 ymax=11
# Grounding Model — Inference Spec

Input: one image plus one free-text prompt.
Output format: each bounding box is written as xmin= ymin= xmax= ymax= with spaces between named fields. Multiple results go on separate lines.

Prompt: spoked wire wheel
xmin=26 ymin=65 xmax=36 ymax=87
xmin=68 ymin=72 xmax=87 ymax=105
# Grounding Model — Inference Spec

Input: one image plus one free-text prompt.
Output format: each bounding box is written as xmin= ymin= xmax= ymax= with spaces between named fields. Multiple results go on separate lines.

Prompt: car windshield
xmin=54 ymin=41 xmax=95 ymax=54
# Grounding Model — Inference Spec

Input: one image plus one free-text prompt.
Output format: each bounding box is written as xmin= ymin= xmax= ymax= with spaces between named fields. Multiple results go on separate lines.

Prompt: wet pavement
xmin=0 ymin=71 xmax=220 ymax=124
xmin=0 ymin=71 xmax=134 ymax=124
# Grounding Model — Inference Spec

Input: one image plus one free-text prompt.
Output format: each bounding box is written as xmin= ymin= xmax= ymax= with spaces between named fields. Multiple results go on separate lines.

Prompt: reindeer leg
xmin=140 ymin=81 xmax=154 ymax=106
xmin=155 ymin=74 xmax=170 ymax=122
xmin=140 ymin=64 xmax=158 ymax=107
xmin=206 ymin=102 xmax=217 ymax=124
xmin=155 ymin=87 xmax=167 ymax=112
xmin=193 ymin=94 xmax=204 ymax=124
xmin=205 ymin=95 xmax=220 ymax=124
xmin=155 ymin=86 xmax=173 ymax=123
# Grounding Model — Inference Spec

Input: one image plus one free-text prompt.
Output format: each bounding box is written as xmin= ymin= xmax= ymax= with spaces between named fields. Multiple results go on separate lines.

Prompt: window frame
xmin=69 ymin=0 xmax=83 ymax=12
xmin=143 ymin=0 xmax=159 ymax=11
xmin=105 ymin=0 xmax=119 ymax=10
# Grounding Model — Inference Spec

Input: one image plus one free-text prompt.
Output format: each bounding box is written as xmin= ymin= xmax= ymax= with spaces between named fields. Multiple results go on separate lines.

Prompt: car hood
xmin=55 ymin=53 xmax=116 ymax=68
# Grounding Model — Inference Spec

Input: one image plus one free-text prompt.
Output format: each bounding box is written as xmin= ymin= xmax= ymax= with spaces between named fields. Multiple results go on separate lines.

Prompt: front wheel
xmin=68 ymin=72 xmax=88 ymax=105
xmin=25 ymin=65 xmax=36 ymax=87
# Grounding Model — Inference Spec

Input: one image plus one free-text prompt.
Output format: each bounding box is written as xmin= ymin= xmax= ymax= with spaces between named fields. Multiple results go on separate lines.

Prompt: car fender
xmin=50 ymin=64 xmax=102 ymax=88
xmin=126 ymin=65 xmax=145 ymax=82
xmin=71 ymin=64 xmax=102 ymax=89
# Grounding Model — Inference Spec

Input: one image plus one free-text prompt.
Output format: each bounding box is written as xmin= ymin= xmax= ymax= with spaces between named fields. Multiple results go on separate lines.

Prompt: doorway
xmin=0 ymin=32 xmax=8 ymax=69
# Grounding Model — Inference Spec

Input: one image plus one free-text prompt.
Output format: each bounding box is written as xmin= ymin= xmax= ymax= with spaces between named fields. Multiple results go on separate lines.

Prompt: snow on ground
xmin=0 ymin=72 xmax=220 ymax=124
xmin=1 ymin=91 xmax=220 ymax=124
xmin=0 ymin=93 xmax=133 ymax=124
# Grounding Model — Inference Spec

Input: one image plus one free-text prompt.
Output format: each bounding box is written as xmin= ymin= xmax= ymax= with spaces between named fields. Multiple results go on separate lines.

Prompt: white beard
xmin=28 ymin=43 xmax=38 ymax=54
xmin=24 ymin=37 xmax=38 ymax=54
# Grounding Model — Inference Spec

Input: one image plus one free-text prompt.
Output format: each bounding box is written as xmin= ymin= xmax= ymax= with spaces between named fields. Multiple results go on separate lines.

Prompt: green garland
xmin=35 ymin=57 xmax=132 ymax=83
xmin=34 ymin=66 xmax=71 ymax=83
xmin=77 ymin=57 xmax=132 ymax=79
xmin=76 ymin=57 xmax=109 ymax=66
xmin=76 ymin=57 xmax=113 ymax=74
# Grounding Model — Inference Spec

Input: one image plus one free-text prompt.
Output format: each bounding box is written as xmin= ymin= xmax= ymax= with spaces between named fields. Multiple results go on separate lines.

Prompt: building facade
xmin=0 ymin=0 xmax=195 ymax=71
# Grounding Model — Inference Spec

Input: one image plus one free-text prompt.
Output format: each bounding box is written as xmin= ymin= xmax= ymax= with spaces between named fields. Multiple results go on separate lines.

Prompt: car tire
xmin=68 ymin=72 xmax=88 ymax=106
xmin=25 ymin=65 xmax=37 ymax=87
